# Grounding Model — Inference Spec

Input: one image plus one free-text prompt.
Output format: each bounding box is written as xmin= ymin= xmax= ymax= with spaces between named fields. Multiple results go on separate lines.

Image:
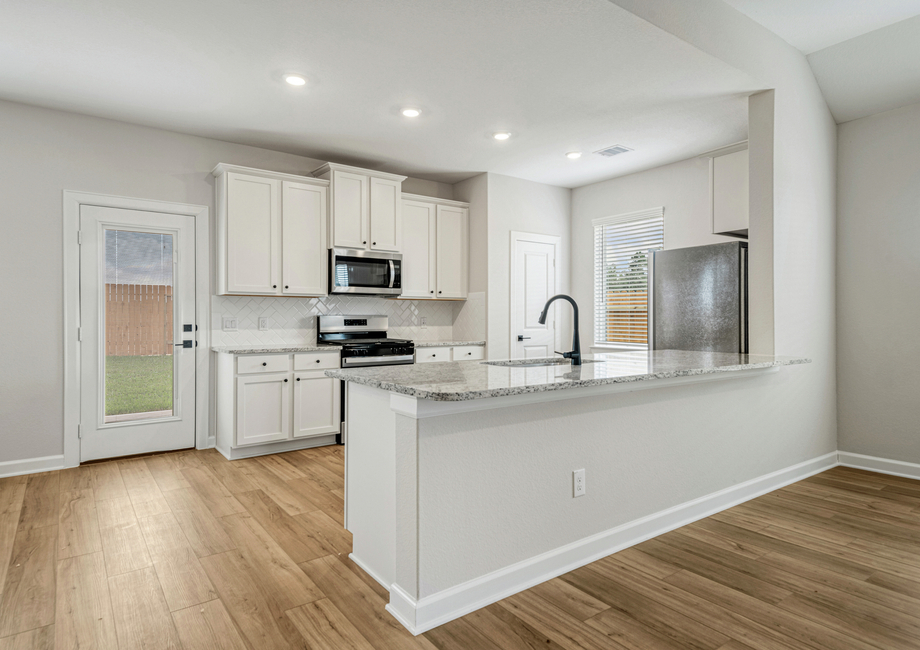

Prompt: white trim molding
xmin=0 ymin=455 xmax=65 ymax=479
xmin=386 ymin=450 xmax=838 ymax=635
xmin=62 ymin=190 xmax=210 ymax=468
xmin=838 ymin=451 xmax=920 ymax=480
xmin=591 ymin=206 xmax=664 ymax=227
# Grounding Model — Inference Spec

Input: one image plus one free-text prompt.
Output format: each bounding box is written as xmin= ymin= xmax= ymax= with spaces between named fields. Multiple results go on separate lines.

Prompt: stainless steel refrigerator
xmin=648 ymin=241 xmax=748 ymax=353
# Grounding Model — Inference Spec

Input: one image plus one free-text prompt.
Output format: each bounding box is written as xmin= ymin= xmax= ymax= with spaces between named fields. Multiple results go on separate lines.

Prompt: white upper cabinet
xmin=435 ymin=204 xmax=468 ymax=299
xmin=369 ymin=177 xmax=401 ymax=251
xmin=225 ymin=172 xmax=280 ymax=294
xmin=213 ymin=164 xmax=329 ymax=297
xmin=330 ymin=170 xmax=368 ymax=250
xmin=707 ymin=144 xmax=749 ymax=239
xmin=401 ymin=199 xmax=436 ymax=298
xmin=282 ymin=181 xmax=327 ymax=295
xmin=313 ymin=163 xmax=406 ymax=252
xmin=400 ymin=194 xmax=469 ymax=300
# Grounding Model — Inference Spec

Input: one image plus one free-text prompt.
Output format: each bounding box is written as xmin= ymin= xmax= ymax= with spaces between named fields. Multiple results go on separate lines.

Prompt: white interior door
xmin=511 ymin=234 xmax=558 ymax=358
xmin=79 ymin=205 xmax=197 ymax=461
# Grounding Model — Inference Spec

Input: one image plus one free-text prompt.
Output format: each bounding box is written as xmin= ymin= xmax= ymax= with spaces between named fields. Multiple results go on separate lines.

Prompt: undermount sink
xmin=482 ymin=358 xmax=599 ymax=368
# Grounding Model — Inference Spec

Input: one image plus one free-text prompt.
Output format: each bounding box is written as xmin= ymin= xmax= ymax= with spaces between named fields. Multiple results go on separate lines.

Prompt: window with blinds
xmin=593 ymin=208 xmax=664 ymax=348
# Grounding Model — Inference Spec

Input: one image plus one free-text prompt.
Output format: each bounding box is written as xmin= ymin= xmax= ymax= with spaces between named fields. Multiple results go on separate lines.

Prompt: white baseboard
xmin=349 ymin=553 xmax=391 ymax=592
xmin=219 ymin=435 xmax=337 ymax=460
xmin=388 ymin=450 xmax=838 ymax=635
xmin=0 ymin=455 xmax=65 ymax=479
xmin=838 ymin=451 xmax=920 ymax=480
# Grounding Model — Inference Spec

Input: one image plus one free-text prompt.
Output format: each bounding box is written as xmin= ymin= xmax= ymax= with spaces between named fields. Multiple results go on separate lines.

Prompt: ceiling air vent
xmin=594 ymin=144 xmax=633 ymax=157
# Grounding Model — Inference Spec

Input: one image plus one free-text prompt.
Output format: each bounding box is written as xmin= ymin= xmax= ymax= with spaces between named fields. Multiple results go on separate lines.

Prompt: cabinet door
xmin=435 ymin=205 xmax=468 ymax=299
xmin=400 ymin=200 xmax=436 ymax=298
xmin=369 ymin=177 xmax=401 ymax=252
xmin=331 ymin=171 xmax=368 ymax=249
xmin=226 ymin=172 xmax=281 ymax=294
xmin=282 ymin=181 xmax=327 ymax=296
xmin=293 ymin=372 xmax=341 ymax=438
xmin=236 ymin=374 xmax=290 ymax=446
xmin=712 ymin=149 xmax=749 ymax=236
xmin=417 ymin=348 xmax=450 ymax=363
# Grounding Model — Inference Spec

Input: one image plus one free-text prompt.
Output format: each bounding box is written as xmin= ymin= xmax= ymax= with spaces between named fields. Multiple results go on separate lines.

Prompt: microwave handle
xmin=388 ymin=260 xmax=396 ymax=288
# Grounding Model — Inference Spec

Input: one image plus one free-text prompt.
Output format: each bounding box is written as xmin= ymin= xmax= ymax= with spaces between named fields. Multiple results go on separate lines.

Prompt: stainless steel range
xmin=316 ymin=315 xmax=415 ymax=367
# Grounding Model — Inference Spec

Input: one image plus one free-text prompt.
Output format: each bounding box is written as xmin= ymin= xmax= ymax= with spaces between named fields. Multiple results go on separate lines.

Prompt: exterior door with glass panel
xmin=79 ymin=205 xmax=196 ymax=461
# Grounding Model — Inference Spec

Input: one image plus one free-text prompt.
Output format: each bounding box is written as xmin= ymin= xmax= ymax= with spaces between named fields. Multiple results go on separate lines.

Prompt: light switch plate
xmin=222 ymin=317 xmax=238 ymax=332
xmin=258 ymin=317 xmax=269 ymax=331
xmin=420 ymin=316 xmax=428 ymax=329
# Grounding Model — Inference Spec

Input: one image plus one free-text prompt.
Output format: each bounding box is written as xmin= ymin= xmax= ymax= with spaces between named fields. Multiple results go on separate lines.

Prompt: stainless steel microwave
xmin=329 ymin=248 xmax=402 ymax=296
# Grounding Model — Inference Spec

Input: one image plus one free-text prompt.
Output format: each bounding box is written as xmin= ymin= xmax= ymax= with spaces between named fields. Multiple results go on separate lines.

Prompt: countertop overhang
xmin=325 ymin=350 xmax=810 ymax=403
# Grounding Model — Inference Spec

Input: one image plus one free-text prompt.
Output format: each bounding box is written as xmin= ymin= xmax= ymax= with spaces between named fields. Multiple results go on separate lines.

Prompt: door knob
xmin=517 ymin=335 xmax=531 ymax=341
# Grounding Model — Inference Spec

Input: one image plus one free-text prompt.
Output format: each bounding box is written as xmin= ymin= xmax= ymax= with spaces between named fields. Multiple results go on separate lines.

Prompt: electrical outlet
xmin=258 ymin=317 xmax=269 ymax=331
xmin=573 ymin=469 xmax=586 ymax=497
xmin=222 ymin=317 xmax=238 ymax=332
xmin=420 ymin=316 xmax=428 ymax=329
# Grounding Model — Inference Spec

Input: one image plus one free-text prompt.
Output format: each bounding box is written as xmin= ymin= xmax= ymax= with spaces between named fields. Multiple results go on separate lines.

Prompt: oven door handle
xmin=388 ymin=260 xmax=396 ymax=288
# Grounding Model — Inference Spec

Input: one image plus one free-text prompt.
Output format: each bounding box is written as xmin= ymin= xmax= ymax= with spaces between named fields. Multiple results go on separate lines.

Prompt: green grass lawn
xmin=105 ymin=355 xmax=173 ymax=416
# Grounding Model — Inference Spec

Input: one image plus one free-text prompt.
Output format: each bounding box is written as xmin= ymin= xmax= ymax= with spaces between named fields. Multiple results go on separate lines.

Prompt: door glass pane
xmin=104 ymin=230 xmax=174 ymax=423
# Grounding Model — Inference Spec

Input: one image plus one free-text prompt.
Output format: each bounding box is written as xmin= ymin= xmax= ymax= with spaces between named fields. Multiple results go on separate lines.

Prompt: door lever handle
xmin=517 ymin=335 xmax=531 ymax=341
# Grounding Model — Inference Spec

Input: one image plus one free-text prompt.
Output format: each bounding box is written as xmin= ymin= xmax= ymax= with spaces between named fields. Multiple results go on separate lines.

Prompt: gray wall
xmin=0 ymin=98 xmax=451 ymax=465
xmin=837 ymin=101 xmax=920 ymax=462
xmin=486 ymin=173 xmax=572 ymax=360
xmin=572 ymin=154 xmax=738 ymax=350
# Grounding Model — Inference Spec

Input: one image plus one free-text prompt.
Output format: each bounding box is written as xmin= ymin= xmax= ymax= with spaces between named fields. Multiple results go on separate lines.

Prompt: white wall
xmin=486 ymin=173 xmax=572 ymax=360
xmin=0 ymin=98 xmax=451 ymax=465
xmin=837 ymin=102 xmax=920 ymax=463
xmin=598 ymin=0 xmax=838 ymax=469
xmin=572 ymin=155 xmax=738 ymax=349
xmin=451 ymin=174 xmax=489 ymax=344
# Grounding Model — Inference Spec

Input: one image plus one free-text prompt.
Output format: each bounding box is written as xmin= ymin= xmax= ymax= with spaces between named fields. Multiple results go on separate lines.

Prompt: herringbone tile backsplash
xmin=211 ymin=294 xmax=464 ymax=346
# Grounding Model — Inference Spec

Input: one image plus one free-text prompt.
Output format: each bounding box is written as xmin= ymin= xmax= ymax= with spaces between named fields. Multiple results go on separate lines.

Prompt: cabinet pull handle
xmin=284 ymin=378 xmax=289 ymax=382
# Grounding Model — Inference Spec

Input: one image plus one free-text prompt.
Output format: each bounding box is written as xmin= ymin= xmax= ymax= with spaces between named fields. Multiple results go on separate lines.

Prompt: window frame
xmin=592 ymin=207 xmax=664 ymax=350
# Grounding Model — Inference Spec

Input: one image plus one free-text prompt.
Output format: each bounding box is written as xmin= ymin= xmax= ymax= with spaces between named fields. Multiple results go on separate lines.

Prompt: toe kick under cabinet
xmin=215 ymin=350 xmax=341 ymax=459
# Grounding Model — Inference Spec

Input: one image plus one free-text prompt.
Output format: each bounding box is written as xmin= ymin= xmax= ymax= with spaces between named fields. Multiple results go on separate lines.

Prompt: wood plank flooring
xmin=2 ymin=452 xmax=919 ymax=649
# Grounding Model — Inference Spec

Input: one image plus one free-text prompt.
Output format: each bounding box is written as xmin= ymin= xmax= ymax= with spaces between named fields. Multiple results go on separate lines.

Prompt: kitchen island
xmin=327 ymin=350 xmax=814 ymax=634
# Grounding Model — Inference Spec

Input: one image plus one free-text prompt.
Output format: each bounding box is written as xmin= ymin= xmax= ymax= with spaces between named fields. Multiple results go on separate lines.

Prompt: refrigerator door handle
xmin=740 ymin=245 xmax=747 ymax=354
xmin=647 ymin=249 xmax=655 ymax=351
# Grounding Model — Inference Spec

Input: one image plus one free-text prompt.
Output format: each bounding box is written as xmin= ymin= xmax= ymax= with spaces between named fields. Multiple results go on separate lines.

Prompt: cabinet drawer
xmin=237 ymin=354 xmax=292 ymax=374
xmin=416 ymin=347 xmax=450 ymax=363
xmin=294 ymin=351 xmax=340 ymax=371
xmin=452 ymin=346 xmax=484 ymax=361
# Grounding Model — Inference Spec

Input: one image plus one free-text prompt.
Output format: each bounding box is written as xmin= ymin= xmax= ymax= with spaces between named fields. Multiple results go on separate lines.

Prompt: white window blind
xmin=593 ymin=208 xmax=664 ymax=348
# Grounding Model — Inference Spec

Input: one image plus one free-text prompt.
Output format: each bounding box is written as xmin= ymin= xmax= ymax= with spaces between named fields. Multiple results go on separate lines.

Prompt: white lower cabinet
xmin=236 ymin=373 xmax=291 ymax=446
xmin=216 ymin=350 xmax=341 ymax=459
xmin=415 ymin=345 xmax=484 ymax=363
xmin=294 ymin=371 xmax=341 ymax=438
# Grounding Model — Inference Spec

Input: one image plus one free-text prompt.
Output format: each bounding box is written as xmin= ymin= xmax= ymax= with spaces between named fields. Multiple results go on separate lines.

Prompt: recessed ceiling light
xmin=284 ymin=74 xmax=306 ymax=86
xmin=401 ymin=108 xmax=421 ymax=117
xmin=493 ymin=132 xmax=511 ymax=140
xmin=566 ymin=151 xmax=582 ymax=159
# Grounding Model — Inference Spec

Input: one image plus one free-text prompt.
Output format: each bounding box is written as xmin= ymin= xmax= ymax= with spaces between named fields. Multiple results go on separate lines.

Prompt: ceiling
xmin=0 ymin=0 xmax=763 ymax=188
xmin=723 ymin=0 xmax=920 ymax=123
xmin=722 ymin=0 xmax=920 ymax=54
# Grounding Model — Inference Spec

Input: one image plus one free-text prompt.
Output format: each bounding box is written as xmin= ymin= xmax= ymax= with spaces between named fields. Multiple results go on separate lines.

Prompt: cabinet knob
xmin=284 ymin=285 xmax=289 ymax=289
xmin=430 ymin=290 xmax=434 ymax=294
xmin=284 ymin=378 xmax=288 ymax=383
xmin=273 ymin=285 xmax=277 ymax=289
xmin=438 ymin=290 xmax=442 ymax=294
xmin=363 ymin=241 xmax=367 ymax=245
xmin=316 ymin=359 xmax=321 ymax=363
xmin=262 ymin=362 xmax=267 ymax=366
xmin=296 ymin=377 xmax=301 ymax=381
xmin=372 ymin=242 xmax=376 ymax=246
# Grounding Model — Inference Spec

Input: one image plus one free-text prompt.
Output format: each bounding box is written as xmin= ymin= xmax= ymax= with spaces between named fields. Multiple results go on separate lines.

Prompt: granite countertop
xmin=212 ymin=344 xmax=340 ymax=354
xmin=325 ymin=350 xmax=811 ymax=401
xmin=414 ymin=341 xmax=486 ymax=348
